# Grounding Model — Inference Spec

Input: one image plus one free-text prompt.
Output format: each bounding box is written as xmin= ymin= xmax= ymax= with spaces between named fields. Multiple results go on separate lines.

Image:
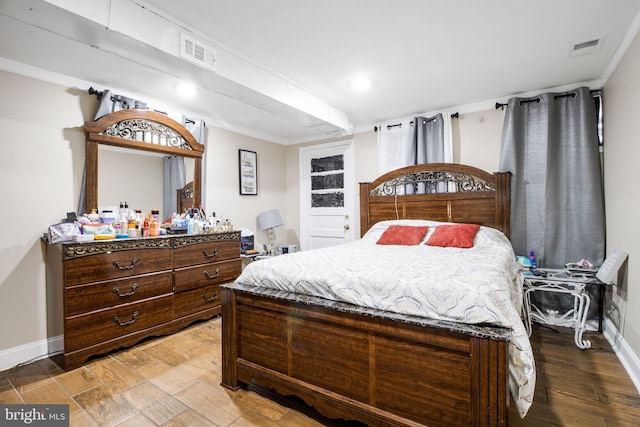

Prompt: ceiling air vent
xmin=568 ymin=36 xmax=605 ymax=58
xmin=180 ymin=33 xmax=217 ymax=71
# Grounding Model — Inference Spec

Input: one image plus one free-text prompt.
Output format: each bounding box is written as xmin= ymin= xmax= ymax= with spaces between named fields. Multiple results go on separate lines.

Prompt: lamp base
xmin=267 ymin=227 xmax=276 ymax=256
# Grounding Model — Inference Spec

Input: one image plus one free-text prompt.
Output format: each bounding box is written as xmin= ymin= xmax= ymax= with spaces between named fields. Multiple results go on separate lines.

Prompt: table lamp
xmin=258 ymin=209 xmax=283 ymax=255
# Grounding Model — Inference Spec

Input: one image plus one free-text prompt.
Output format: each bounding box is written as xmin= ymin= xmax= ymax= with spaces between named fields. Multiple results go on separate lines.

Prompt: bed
xmin=221 ymin=163 xmax=535 ymax=426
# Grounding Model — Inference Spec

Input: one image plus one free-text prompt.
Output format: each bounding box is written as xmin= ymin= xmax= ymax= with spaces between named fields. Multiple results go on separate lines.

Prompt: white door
xmin=300 ymin=140 xmax=355 ymax=251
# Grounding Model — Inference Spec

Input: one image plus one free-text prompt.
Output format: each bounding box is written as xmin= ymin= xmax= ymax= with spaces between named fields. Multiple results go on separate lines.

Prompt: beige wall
xmin=0 ymin=72 xmax=89 ymax=362
xmin=457 ymin=109 xmax=506 ymax=172
xmin=602 ymin=32 xmax=640 ymax=358
xmin=0 ymin=70 xmax=286 ymax=368
xmin=204 ymin=126 xmax=287 ymax=247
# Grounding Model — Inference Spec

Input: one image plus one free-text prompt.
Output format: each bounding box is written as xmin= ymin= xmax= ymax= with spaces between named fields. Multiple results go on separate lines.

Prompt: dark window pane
xmin=311 ymin=173 xmax=344 ymax=190
xmin=311 ymin=155 xmax=344 ymax=173
xmin=312 ymin=192 xmax=344 ymax=207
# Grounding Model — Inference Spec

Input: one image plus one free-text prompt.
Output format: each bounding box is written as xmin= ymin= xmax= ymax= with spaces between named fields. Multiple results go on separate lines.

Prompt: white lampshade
xmin=258 ymin=209 xmax=283 ymax=231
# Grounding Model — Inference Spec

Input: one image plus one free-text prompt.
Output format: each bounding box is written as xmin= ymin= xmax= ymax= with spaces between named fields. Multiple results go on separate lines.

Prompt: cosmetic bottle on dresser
xmin=150 ymin=216 xmax=159 ymax=236
xmin=143 ymin=215 xmax=150 ymax=237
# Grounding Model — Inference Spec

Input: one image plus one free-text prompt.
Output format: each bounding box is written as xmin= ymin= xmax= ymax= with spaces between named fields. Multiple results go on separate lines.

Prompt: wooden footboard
xmin=222 ymin=284 xmax=510 ymax=427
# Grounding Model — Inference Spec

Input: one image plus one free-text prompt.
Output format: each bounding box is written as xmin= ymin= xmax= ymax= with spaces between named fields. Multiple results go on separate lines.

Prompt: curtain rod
xmin=374 ymin=112 xmax=459 ymax=132
xmin=495 ymin=89 xmax=602 ymax=110
xmin=88 ymin=86 xmax=104 ymax=99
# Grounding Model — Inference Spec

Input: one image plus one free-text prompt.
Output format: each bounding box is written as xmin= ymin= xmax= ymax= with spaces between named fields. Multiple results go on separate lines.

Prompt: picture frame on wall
xmin=239 ymin=149 xmax=258 ymax=195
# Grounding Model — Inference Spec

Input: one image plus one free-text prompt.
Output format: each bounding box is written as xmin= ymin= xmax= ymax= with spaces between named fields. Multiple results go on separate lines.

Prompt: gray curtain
xmin=499 ymin=86 xmax=605 ymax=269
xmin=93 ymin=89 xmax=147 ymax=120
xmin=415 ymin=114 xmax=445 ymax=164
xmin=414 ymin=114 xmax=445 ymax=193
xmin=378 ymin=113 xmax=446 ymax=175
xmin=163 ymin=156 xmax=186 ymax=220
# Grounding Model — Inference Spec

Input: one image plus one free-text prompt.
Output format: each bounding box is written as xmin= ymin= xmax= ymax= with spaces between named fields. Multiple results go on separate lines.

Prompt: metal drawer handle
xmin=203 ymin=291 xmax=219 ymax=303
xmin=113 ymin=311 xmax=138 ymax=326
xmin=113 ymin=258 xmax=138 ymax=270
xmin=202 ymin=248 xmax=219 ymax=258
xmin=203 ymin=268 xmax=221 ymax=279
xmin=113 ymin=283 xmax=138 ymax=297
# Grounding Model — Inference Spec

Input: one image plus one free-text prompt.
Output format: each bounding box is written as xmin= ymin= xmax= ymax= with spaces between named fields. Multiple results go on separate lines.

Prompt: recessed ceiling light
xmin=176 ymin=81 xmax=197 ymax=97
xmin=349 ymin=76 xmax=371 ymax=92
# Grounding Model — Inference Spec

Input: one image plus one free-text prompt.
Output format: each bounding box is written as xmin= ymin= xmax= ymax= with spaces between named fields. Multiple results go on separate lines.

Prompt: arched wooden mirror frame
xmin=84 ymin=109 xmax=205 ymax=214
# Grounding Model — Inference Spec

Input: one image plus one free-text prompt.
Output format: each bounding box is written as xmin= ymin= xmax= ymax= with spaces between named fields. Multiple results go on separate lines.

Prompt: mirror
xmin=97 ymin=146 xmax=195 ymax=220
xmin=85 ymin=110 xmax=204 ymax=218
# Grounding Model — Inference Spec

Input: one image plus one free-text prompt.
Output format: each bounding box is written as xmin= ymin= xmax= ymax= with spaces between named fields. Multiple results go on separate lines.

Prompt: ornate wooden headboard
xmin=359 ymin=163 xmax=511 ymax=238
xmin=177 ymin=181 xmax=194 ymax=214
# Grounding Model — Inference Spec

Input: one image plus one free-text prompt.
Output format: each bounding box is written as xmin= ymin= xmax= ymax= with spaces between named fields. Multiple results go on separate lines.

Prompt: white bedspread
xmin=236 ymin=220 xmax=535 ymax=417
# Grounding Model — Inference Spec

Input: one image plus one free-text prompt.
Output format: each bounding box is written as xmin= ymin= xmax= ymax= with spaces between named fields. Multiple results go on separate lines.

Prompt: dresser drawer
xmin=173 ymin=240 xmax=239 ymax=268
xmin=174 ymin=283 xmax=222 ymax=318
xmin=65 ymin=248 xmax=173 ymax=286
xmin=64 ymin=271 xmax=173 ymax=316
xmin=174 ymin=258 xmax=241 ymax=292
xmin=64 ymin=294 xmax=173 ymax=351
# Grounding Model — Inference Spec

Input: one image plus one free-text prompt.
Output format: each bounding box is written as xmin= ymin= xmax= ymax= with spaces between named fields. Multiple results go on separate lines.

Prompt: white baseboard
xmin=0 ymin=335 xmax=62 ymax=372
xmin=603 ymin=318 xmax=640 ymax=393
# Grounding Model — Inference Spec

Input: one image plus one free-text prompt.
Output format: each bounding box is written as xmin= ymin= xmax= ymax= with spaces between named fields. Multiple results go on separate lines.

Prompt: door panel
xmin=300 ymin=141 xmax=355 ymax=251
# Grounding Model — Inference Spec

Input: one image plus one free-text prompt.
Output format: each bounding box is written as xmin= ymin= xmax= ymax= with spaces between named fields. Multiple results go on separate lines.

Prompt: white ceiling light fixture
xmin=176 ymin=81 xmax=197 ymax=97
xmin=349 ymin=76 xmax=372 ymax=92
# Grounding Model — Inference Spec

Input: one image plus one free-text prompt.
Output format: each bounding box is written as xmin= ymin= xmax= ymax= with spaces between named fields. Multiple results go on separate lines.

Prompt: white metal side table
xmin=523 ymin=268 xmax=599 ymax=349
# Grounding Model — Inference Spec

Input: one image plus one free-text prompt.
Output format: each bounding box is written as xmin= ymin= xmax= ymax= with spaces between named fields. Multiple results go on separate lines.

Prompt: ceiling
xmin=1 ymin=0 xmax=640 ymax=144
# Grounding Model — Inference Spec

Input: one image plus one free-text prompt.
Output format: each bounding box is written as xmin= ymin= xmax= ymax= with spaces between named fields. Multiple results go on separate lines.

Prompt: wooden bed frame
xmin=177 ymin=181 xmax=194 ymax=214
xmin=222 ymin=163 xmax=512 ymax=426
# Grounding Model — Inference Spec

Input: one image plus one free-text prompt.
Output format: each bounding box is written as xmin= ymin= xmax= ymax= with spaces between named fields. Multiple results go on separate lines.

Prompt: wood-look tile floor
xmin=1 ymin=318 xmax=639 ymax=426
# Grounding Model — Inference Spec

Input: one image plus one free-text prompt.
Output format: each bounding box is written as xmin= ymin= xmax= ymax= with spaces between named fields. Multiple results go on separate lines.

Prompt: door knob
xmin=344 ymin=224 xmax=350 ymax=230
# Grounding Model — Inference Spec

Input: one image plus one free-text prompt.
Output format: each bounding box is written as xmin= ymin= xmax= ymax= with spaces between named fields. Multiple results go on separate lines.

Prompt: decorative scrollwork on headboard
xmin=360 ymin=163 xmax=511 ymax=239
xmin=103 ymin=119 xmax=193 ymax=151
xmin=181 ymin=184 xmax=194 ymax=200
xmin=370 ymin=170 xmax=495 ymax=196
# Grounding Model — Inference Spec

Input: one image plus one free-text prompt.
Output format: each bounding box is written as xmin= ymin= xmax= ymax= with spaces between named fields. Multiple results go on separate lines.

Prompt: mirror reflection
xmin=98 ymin=146 xmax=195 ymax=222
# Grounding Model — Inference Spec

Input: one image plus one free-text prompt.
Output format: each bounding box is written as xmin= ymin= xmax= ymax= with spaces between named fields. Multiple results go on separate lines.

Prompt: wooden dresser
xmin=46 ymin=231 xmax=241 ymax=370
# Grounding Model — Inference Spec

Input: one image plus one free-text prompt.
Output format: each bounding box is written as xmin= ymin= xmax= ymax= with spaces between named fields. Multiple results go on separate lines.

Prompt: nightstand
xmin=523 ymin=268 xmax=601 ymax=349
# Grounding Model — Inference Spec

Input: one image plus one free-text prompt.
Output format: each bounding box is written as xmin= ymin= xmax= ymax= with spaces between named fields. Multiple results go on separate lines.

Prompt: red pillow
xmin=376 ymin=225 xmax=429 ymax=245
xmin=425 ymin=224 xmax=481 ymax=248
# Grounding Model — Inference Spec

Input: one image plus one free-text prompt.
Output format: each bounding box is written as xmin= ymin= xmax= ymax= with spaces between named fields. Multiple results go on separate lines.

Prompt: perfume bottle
xmin=529 ymin=251 xmax=537 ymax=269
